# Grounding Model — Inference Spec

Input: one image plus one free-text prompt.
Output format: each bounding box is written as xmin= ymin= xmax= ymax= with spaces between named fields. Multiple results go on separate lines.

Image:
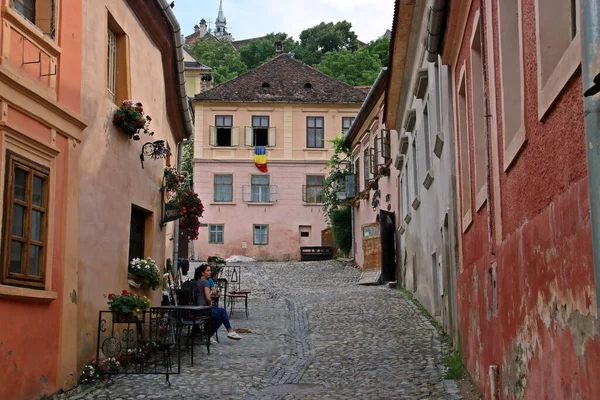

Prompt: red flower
xmin=114 ymin=115 xmax=120 ymax=121
xmin=108 ymin=293 xmax=114 ymax=299
xmin=122 ymin=290 xmax=129 ymax=295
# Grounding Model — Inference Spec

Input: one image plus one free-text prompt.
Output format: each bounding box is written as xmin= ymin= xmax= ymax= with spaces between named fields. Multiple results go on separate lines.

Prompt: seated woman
xmin=193 ymin=264 xmax=241 ymax=341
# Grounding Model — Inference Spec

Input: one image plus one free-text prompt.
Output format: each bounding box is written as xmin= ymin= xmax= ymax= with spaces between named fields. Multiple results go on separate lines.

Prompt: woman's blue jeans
xmin=210 ymin=306 xmax=232 ymax=335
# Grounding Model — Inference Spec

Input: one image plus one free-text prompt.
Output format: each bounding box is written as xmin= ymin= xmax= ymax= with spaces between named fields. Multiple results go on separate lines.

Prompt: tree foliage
xmin=322 ymin=136 xmax=353 ymax=221
xmin=188 ymin=39 xmax=247 ymax=84
xmin=364 ymin=36 xmax=390 ymax=66
xmin=315 ymin=48 xmax=381 ymax=86
xmin=238 ymin=33 xmax=300 ymax=70
xmin=181 ymin=140 xmax=194 ymax=180
xmin=330 ymin=206 xmax=352 ymax=256
xmin=298 ymin=21 xmax=359 ymax=65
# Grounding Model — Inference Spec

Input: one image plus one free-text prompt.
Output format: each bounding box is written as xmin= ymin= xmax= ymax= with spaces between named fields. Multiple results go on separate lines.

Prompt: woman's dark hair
xmin=194 ymin=263 xmax=210 ymax=280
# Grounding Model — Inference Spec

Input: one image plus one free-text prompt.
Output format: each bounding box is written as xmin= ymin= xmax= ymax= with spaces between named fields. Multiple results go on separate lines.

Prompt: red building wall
xmin=450 ymin=1 xmax=600 ymax=398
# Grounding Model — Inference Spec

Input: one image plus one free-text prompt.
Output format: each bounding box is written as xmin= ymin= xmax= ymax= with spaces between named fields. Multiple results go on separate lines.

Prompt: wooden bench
xmin=300 ymin=246 xmax=334 ymax=261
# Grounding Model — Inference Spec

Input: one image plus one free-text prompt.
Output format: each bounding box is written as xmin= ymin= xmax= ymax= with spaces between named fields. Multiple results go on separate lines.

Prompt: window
xmin=423 ymin=104 xmax=432 ymax=171
xmin=404 ymin=163 xmax=410 ymax=214
xmin=107 ymin=29 xmax=117 ymax=103
xmin=342 ymin=117 xmax=354 ymax=135
xmin=252 ymin=116 xmax=269 ymax=147
xmin=304 ymin=175 xmax=324 ymax=203
xmin=457 ymin=66 xmax=472 ymax=229
xmin=209 ymin=224 xmax=224 ymax=244
xmin=128 ymin=207 xmax=146 ymax=262
xmin=107 ymin=13 xmax=130 ymax=105
xmin=363 ymin=148 xmax=370 ymax=186
xmin=355 ymin=157 xmax=360 ymax=193
xmin=373 ymin=135 xmax=380 ymax=170
xmin=307 ymin=117 xmax=324 ymax=148
xmin=498 ymin=0 xmax=525 ymax=169
xmin=251 ymin=175 xmax=269 ymax=203
xmin=381 ymin=129 xmax=391 ymax=160
xmin=2 ymin=153 xmax=49 ymax=288
xmin=216 ymin=115 xmax=233 ymax=147
xmin=300 ymin=231 xmax=309 ymax=237
xmin=11 ymin=0 xmax=56 ymax=39
xmin=412 ymin=139 xmax=418 ymax=196
xmin=470 ymin=19 xmax=486 ymax=208
xmin=535 ymin=0 xmax=581 ymax=118
xmin=253 ymin=224 xmax=268 ymax=245
xmin=214 ymin=174 xmax=233 ymax=202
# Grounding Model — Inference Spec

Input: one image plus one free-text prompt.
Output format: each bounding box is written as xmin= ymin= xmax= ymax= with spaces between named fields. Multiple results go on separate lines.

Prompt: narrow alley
xmin=68 ymin=261 xmax=455 ymax=399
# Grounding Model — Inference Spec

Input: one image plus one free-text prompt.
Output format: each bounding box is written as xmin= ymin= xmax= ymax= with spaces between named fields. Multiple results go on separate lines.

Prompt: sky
xmin=172 ymin=0 xmax=395 ymax=43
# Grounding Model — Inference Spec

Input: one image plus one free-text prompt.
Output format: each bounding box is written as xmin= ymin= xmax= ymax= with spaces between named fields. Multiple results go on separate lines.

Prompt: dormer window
xmin=304 ymin=82 xmax=313 ymax=89
xmin=261 ymin=82 xmax=270 ymax=88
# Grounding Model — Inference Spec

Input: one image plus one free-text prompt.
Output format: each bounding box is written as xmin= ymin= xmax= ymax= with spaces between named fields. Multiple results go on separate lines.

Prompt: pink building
xmin=191 ymin=54 xmax=365 ymax=260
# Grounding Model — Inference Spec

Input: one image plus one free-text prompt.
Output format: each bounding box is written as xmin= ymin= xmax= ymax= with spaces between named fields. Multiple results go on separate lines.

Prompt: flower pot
xmin=128 ymin=273 xmax=150 ymax=289
xmin=113 ymin=311 xmax=143 ymax=323
xmin=115 ymin=119 xmax=140 ymax=136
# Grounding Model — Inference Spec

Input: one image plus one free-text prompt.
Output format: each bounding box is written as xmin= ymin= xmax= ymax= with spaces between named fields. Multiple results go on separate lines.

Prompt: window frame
xmin=250 ymin=175 xmax=270 ymax=203
xmin=306 ymin=116 xmax=325 ymax=148
xmin=208 ymin=224 xmax=224 ymax=244
xmin=342 ymin=117 xmax=355 ymax=136
xmin=305 ymin=175 xmax=324 ymax=203
xmin=215 ymin=115 xmax=233 ymax=147
xmin=253 ymin=224 xmax=269 ymax=245
xmin=106 ymin=12 xmax=131 ymax=105
xmin=214 ymin=174 xmax=233 ymax=202
xmin=252 ymin=115 xmax=270 ymax=147
xmin=128 ymin=206 xmax=146 ymax=263
xmin=2 ymin=151 xmax=50 ymax=289
xmin=11 ymin=0 xmax=56 ymax=40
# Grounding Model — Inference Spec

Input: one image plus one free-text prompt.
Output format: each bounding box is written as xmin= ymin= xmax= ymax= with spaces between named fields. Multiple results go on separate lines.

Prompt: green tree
xmin=322 ymin=136 xmax=353 ymax=221
xmin=298 ymin=21 xmax=359 ymax=65
xmin=316 ymin=48 xmax=381 ymax=86
xmin=238 ymin=33 xmax=300 ymax=70
xmin=364 ymin=35 xmax=390 ymax=66
xmin=330 ymin=206 xmax=352 ymax=255
xmin=188 ymin=39 xmax=247 ymax=84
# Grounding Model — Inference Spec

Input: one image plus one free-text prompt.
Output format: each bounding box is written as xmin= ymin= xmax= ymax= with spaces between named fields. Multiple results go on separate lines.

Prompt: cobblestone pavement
xmin=67 ymin=261 xmax=457 ymax=400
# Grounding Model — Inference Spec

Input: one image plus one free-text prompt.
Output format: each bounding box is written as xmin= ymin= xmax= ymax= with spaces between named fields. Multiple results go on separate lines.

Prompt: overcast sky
xmin=172 ymin=0 xmax=395 ymax=43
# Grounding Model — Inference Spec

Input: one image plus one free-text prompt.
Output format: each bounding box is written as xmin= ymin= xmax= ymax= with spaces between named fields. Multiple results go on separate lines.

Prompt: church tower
xmin=214 ymin=0 xmax=229 ymax=40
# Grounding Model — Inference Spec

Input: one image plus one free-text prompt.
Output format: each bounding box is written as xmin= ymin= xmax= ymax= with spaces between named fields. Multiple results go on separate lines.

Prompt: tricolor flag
xmin=254 ymin=146 xmax=268 ymax=173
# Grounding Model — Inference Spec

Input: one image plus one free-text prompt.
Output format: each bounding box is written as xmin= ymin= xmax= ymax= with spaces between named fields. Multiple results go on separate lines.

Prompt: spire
xmin=216 ymin=0 xmax=226 ymax=24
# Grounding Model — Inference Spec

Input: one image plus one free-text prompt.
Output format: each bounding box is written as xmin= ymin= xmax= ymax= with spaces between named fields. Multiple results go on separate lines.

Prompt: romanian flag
xmin=254 ymin=146 xmax=268 ymax=173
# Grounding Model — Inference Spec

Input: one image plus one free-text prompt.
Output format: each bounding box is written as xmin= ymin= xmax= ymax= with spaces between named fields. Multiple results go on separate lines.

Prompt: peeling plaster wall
xmin=450 ymin=0 xmax=600 ymax=398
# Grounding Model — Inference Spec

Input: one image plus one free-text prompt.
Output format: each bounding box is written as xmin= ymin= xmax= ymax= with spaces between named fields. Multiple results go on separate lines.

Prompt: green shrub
xmin=331 ymin=206 xmax=352 ymax=255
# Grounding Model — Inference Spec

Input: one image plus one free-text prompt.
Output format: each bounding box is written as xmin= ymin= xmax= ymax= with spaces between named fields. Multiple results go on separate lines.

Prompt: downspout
xmin=156 ymin=0 xmax=195 ymax=281
xmin=479 ymin=0 xmax=495 ymax=255
xmin=580 ymin=0 xmax=600 ymax=333
xmin=425 ymin=0 xmax=447 ymax=63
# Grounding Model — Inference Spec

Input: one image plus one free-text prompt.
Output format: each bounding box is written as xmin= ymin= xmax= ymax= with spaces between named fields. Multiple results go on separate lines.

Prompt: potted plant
xmin=128 ymin=257 xmax=161 ymax=290
xmin=163 ymin=167 xmax=204 ymax=241
xmin=207 ymin=255 xmax=226 ymax=277
xmin=106 ymin=290 xmax=151 ymax=323
xmin=112 ymin=100 xmax=154 ymax=141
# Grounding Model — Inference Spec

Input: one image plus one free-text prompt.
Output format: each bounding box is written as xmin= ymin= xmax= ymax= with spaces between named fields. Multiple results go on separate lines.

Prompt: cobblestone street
xmin=69 ymin=261 xmax=457 ymax=399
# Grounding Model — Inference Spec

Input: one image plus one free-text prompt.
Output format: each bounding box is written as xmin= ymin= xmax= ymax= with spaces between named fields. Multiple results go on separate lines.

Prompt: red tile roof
xmin=193 ymin=54 xmax=367 ymax=104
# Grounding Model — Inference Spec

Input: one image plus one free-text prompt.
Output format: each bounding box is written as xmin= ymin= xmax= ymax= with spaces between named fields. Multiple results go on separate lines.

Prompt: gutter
xmin=425 ymin=0 xmax=448 ymax=63
xmin=155 ymin=0 xmax=194 ymax=140
xmin=343 ymin=67 xmax=388 ymax=147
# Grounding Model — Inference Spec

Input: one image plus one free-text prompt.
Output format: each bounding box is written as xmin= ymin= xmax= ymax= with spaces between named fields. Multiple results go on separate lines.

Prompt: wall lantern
xmin=140 ymin=140 xmax=171 ymax=168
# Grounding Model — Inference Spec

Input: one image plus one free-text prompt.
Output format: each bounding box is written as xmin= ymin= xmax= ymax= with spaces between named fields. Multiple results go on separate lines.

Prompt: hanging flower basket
xmin=113 ymin=100 xmax=154 ymax=141
xmin=128 ymin=273 xmax=150 ymax=289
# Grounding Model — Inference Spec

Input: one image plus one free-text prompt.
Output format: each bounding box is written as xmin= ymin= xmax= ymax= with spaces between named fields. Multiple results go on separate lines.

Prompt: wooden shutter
xmin=345 ymin=175 xmax=356 ymax=198
xmin=268 ymin=127 xmax=276 ymax=147
xmin=231 ymin=126 xmax=240 ymax=146
xmin=209 ymin=126 xmax=216 ymax=146
xmin=269 ymin=185 xmax=278 ymax=202
xmin=245 ymin=127 xmax=253 ymax=146
xmin=242 ymin=185 xmax=251 ymax=202
xmin=381 ymin=129 xmax=391 ymax=160
xmin=302 ymin=185 xmax=307 ymax=203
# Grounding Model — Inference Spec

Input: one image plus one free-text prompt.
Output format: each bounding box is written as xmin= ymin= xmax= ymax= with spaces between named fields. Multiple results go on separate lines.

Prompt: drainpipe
xmin=479 ymin=0 xmax=495 ymax=255
xmin=173 ymin=141 xmax=184 ymax=281
xmin=580 ymin=0 xmax=600 ymax=333
xmin=425 ymin=0 xmax=447 ymax=63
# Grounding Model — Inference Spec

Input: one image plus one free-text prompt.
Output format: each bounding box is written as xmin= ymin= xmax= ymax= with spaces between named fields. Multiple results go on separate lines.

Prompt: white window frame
xmin=208 ymin=224 xmax=224 ymax=244
xmin=107 ymin=28 xmax=117 ymax=103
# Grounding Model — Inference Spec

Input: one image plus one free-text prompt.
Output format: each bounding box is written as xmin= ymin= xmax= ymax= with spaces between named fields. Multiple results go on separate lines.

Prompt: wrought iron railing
xmin=95 ymin=308 xmax=181 ymax=384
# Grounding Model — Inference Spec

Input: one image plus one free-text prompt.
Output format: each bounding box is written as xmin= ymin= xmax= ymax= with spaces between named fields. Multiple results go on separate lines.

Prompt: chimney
xmin=194 ymin=24 xmax=199 ymax=33
xmin=199 ymin=19 xmax=207 ymax=37
xmin=274 ymin=40 xmax=283 ymax=55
